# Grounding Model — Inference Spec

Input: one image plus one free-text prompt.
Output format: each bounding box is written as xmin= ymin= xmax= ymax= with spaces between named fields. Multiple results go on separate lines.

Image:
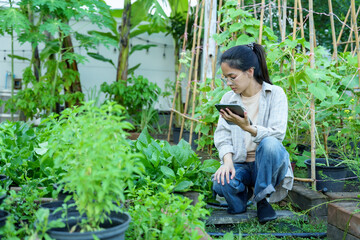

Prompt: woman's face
xmin=220 ymin=62 xmax=253 ymax=95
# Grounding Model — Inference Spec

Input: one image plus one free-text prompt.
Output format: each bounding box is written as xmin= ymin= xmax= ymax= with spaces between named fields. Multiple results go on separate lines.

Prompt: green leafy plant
xmin=0 ymin=121 xmax=51 ymax=186
xmin=0 ymin=0 xmax=115 ymax=120
xmin=194 ymin=77 xmax=229 ymax=154
xmin=42 ymin=101 xmax=144 ymax=231
xmin=2 ymin=179 xmax=49 ymax=230
xmin=268 ymin=39 xmax=358 ymax=166
xmin=101 ymin=75 xmax=161 ymax=132
xmin=132 ymin=128 xmax=219 ymax=197
xmin=329 ymin=103 xmax=360 ymax=177
xmin=126 ymin=181 xmax=210 ymax=240
xmin=213 ymin=1 xmax=277 ymax=50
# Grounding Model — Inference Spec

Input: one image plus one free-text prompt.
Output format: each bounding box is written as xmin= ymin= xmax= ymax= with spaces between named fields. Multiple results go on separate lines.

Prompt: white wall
xmin=0 ymin=18 xmax=176 ymax=111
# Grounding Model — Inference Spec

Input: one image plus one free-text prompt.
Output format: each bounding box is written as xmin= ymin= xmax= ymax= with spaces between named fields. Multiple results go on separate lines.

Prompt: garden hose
xmin=207 ymin=231 xmax=327 ymax=238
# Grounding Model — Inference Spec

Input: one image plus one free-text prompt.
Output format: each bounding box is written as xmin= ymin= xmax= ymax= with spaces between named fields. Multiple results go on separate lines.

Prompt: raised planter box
xmin=288 ymin=182 xmax=328 ymax=217
xmin=327 ymin=201 xmax=360 ymax=240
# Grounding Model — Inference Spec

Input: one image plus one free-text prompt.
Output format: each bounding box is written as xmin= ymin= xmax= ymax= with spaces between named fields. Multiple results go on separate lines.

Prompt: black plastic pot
xmin=40 ymin=200 xmax=77 ymax=214
xmin=304 ymin=158 xmax=347 ymax=192
xmin=173 ymin=127 xmax=198 ymax=151
xmin=47 ymin=211 xmax=131 ymax=240
xmin=0 ymin=210 xmax=10 ymax=227
xmin=53 ymin=184 xmax=72 ymax=201
xmin=0 ymin=175 xmax=8 ymax=181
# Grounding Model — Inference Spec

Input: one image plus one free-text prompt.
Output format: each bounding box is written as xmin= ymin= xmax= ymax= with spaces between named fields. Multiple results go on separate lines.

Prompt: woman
xmin=212 ymin=43 xmax=294 ymax=223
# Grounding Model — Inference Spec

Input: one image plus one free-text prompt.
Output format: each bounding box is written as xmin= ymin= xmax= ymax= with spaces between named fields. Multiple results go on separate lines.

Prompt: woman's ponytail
xmin=220 ymin=43 xmax=272 ymax=85
xmin=253 ymin=43 xmax=272 ymax=85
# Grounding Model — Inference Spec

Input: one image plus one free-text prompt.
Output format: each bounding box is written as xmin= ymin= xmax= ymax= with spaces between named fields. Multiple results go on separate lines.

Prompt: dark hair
xmin=220 ymin=43 xmax=272 ymax=85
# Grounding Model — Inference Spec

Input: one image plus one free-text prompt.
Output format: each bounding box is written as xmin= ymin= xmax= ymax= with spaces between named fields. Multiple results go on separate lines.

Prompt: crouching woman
xmin=212 ymin=43 xmax=294 ymax=223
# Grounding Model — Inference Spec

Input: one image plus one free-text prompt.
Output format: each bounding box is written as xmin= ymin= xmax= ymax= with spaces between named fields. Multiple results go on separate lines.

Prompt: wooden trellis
xmin=167 ymin=0 xmax=360 ymax=186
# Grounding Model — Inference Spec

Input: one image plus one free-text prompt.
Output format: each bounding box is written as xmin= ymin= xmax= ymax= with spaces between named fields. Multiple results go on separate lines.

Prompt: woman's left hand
xmin=220 ymin=108 xmax=251 ymax=130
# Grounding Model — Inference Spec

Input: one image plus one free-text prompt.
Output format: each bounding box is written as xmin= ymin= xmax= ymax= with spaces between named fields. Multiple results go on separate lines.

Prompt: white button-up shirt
xmin=214 ymin=82 xmax=294 ymax=202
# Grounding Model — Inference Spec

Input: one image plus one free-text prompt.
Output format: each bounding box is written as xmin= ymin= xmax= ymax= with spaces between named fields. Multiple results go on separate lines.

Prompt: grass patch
xmin=205 ymin=197 xmax=327 ymax=240
xmin=206 ymin=217 xmax=327 ymax=239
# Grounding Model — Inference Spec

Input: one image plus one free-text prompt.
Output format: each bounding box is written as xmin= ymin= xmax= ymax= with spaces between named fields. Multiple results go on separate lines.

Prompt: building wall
xmin=0 ymin=18 xmax=176 ymax=111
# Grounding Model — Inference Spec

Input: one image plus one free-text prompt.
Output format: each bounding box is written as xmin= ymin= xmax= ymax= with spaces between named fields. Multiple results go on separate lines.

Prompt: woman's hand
xmin=213 ymin=154 xmax=235 ymax=185
xmin=220 ymin=108 xmax=251 ymax=129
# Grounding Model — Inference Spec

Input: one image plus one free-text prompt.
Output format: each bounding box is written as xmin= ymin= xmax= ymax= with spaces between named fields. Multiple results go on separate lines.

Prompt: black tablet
xmin=215 ymin=104 xmax=253 ymax=125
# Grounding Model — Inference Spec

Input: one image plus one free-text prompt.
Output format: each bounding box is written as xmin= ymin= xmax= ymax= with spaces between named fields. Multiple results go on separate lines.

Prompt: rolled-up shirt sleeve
xmin=214 ymin=116 xmax=234 ymax=162
xmin=252 ymin=87 xmax=288 ymax=143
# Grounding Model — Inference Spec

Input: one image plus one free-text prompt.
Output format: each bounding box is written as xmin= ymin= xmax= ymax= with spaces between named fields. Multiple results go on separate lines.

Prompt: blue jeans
xmin=212 ymin=136 xmax=289 ymax=214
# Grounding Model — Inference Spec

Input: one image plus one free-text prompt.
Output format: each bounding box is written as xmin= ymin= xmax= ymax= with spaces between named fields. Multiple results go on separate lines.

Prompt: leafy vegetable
xmin=43 ymin=101 xmax=144 ymax=231
xmin=132 ymin=128 xmax=219 ymax=196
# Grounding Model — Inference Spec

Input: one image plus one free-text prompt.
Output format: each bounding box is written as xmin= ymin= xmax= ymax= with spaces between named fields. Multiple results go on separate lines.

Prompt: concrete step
xmin=206 ymin=209 xmax=299 ymax=225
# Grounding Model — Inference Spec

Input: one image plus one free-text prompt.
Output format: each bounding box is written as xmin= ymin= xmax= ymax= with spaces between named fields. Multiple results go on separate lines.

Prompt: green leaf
xmin=7 ymin=54 xmax=30 ymax=61
xmin=130 ymin=44 xmax=157 ymax=55
xmin=236 ymin=35 xmax=255 ymax=45
xmin=308 ymin=83 xmax=326 ymax=101
xmin=160 ymin=166 xmax=175 ymax=178
xmin=0 ymin=8 xmax=30 ymax=35
xmin=168 ymin=0 xmax=188 ymax=18
xmin=201 ymin=159 xmax=220 ymax=173
xmin=229 ymin=22 xmax=243 ymax=33
xmin=39 ymin=19 xmax=71 ymax=36
xmin=173 ymin=180 xmax=192 ymax=192
xmin=87 ymin=52 xmax=115 ymax=67
xmin=87 ymin=30 xmax=119 ymax=43
xmin=33 ymin=0 xmax=67 ymax=12
xmin=128 ymin=63 xmax=141 ymax=75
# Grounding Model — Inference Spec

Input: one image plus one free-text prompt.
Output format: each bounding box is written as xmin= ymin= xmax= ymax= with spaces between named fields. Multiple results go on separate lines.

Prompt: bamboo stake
xmin=167 ymin=2 xmax=192 ymax=142
xmin=269 ymin=1 xmax=273 ymax=31
xmin=342 ymin=6 xmax=359 ymax=53
xmin=328 ymin=0 xmax=337 ymax=61
xmin=179 ymin=0 xmax=205 ymax=142
xmin=279 ymin=0 xmax=287 ymax=72
xmin=277 ymin=0 xmax=283 ymax=39
xmin=253 ymin=0 xmax=258 ymax=18
xmin=211 ymin=0 xmax=223 ymax=89
xmin=351 ymin=0 xmax=360 ymax=86
xmin=290 ymin=0 xmax=298 ymax=73
xmin=258 ymin=0 xmax=265 ymax=44
xmin=189 ymin=0 xmax=206 ymax=145
xmin=343 ymin=26 xmax=353 ymax=53
xmin=338 ymin=40 xmax=359 ymax=45
xmin=308 ymin=0 xmax=316 ymax=190
xmin=294 ymin=177 xmax=315 ymax=183
xmin=281 ymin=0 xmax=287 ymax=41
xmin=351 ymin=21 xmax=354 ymax=54
xmin=298 ymin=0 xmax=305 ymax=54
xmin=277 ymin=0 xmax=285 ymax=73
xmin=334 ymin=6 xmax=351 ymax=58
xmin=170 ymin=109 xmax=204 ymax=124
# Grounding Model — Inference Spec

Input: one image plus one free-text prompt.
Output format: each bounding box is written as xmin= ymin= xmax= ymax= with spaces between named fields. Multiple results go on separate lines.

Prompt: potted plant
xmin=41 ymin=101 xmax=144 ymax=239
xmin=328 ymin=105 xmax=360 ymax=190
xmin=101 ymin=75 xmax=162 ymax=137
xmin=0 ymin=186 xmax=9 ymax=228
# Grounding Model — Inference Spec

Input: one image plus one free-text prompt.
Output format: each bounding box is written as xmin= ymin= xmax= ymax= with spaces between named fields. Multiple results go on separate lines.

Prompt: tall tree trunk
xmin=33 ymin=46 xmax=40 ymax=81
xmin=62 ymin=35 xmax=83 ymax=108
xmin=116 ymin=0 xmax=131 ymax=82
xmin=174 ymin=41 xmax=183 ymax=127
xmin=27 ymin=3 xmax=41 ymax=81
